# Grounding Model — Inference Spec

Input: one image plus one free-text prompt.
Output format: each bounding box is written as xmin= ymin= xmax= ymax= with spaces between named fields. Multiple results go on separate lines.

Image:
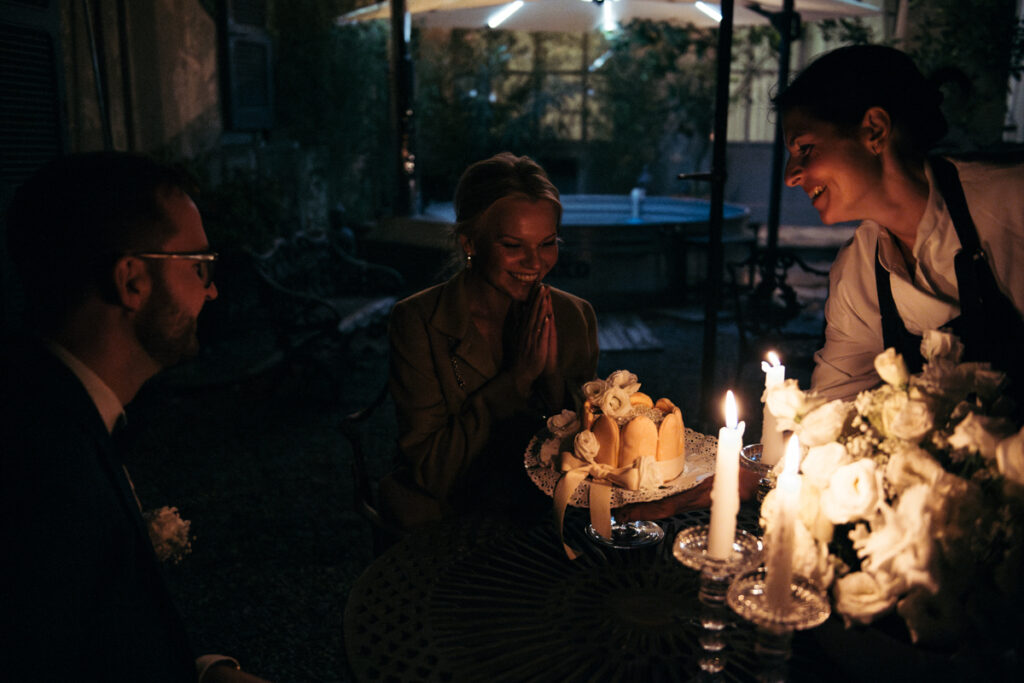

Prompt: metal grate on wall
xmin=0 ymin=21 xmax=62 ymax=185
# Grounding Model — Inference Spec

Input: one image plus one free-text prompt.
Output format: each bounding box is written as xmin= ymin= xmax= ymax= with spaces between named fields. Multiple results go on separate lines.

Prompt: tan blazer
xmin=383 ymin=270 xmax=599 ymax=527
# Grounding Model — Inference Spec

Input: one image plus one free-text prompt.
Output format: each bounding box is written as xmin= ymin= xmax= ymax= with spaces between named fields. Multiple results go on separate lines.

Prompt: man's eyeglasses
xmin=129 ymin=251 xmax=218 ymax=288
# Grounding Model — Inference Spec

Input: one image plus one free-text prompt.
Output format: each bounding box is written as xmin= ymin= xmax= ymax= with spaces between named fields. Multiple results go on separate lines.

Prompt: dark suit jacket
xmin=385 ymin=271 xmax=599 ymax=526
xmin=0 ymin=337 xmax=196 ymax=682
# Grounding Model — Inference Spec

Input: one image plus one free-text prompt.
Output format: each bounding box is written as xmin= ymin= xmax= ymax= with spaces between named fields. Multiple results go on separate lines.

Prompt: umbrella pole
xmin=762 ymin=0 xmax=799 ymax=281
xmin=390 ymin=0 xmax=416 ymax=215
xmin=698 ymin=0 xmax=736 ymax=432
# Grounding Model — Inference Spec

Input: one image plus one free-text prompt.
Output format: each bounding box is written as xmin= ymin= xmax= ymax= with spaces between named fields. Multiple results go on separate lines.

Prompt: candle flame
xmin=783 ymin=434 xmax=801 ymax=475
xmin=724 ymin=390 xmax=738 ymax=429
xmin=761 ymin=351 xmax=782 ymax=372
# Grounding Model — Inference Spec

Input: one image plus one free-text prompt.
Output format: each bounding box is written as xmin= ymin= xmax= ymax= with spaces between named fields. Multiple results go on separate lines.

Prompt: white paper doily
xmin=525 ymin=427 xmax=717 ymax=508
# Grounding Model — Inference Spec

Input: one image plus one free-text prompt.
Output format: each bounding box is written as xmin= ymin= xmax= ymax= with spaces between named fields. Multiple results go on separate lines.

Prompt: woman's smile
xmin=511 ymin=271 xmax=541 ymax=282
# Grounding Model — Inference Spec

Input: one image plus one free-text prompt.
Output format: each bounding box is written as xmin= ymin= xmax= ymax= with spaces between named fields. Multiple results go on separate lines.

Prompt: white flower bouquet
xmin=761 ymin=331 xmax=1024 ymax=647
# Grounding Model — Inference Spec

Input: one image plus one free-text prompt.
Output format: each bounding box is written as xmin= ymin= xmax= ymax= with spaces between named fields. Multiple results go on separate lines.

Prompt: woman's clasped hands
xmin=511 ymin=282 xmax=559 ymax=397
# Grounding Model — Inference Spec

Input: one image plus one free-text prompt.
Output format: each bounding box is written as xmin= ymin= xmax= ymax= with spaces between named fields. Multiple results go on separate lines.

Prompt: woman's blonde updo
xmin=452 ymin=153 xmax=562 ymax=250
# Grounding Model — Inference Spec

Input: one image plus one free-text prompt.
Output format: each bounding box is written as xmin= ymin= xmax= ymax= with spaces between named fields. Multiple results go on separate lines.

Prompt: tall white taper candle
xmin=765 ymin=434 xmax=802 ymax=610
xmin=761 ymin=351 xmax=786 ymax=466
xmin=708 ymin=391 xmax=745 ymax=560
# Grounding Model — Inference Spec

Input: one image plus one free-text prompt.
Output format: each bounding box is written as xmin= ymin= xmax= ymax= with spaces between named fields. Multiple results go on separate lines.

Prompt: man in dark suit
xmin=0 ymin=152 xmax=268 ymax=682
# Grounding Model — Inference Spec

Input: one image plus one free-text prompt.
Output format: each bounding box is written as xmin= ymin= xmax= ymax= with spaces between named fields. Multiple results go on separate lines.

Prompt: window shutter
xmin=220 ymin=0 xmax=273 ymax=131
xmin=0 ymin=0 xmax=66 ymax=186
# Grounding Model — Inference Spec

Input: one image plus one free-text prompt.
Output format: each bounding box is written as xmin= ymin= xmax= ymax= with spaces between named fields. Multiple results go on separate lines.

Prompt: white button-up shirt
xmin=46 ymin=340 xmax=125 ymax=434
xmin=812 ymin=158 xmax=1024 ymax=401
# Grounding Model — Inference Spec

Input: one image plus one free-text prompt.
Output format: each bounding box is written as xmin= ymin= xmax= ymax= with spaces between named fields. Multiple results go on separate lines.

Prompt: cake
xmin=540 ymin=370 xmax=691 ymax=558
xmin=576 ymin=370 xmax=686 ymax=469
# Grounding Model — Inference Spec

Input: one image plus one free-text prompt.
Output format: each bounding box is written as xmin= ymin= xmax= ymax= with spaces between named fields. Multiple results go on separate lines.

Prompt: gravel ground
xmin=122 ymin=295 xmax=823 ymax=682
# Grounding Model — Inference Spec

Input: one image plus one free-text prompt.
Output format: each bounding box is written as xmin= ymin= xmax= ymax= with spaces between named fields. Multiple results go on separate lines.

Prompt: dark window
xmin=0 ymin=4 xmax=64 ymax=185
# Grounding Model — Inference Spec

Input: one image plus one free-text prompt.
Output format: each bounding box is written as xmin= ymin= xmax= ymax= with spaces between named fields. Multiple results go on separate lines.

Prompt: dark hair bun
xmin=772 ymin=45 xmax=948 ymax=154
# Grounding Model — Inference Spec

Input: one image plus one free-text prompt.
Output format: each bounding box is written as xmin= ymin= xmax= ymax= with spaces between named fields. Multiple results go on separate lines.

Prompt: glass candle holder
xmin=673 ymin=525 xmax=764 ymax=677
xmin=672 ymin=524 xmax=764 ymax=574
xmin=739 ymin=443 xmax=776 ymax=503
xmin=726 ymin=567 xmax=831 ymax=682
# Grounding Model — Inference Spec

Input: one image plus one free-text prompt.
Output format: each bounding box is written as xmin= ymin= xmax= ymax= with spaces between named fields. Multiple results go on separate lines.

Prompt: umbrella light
xmin=339 ymin=0 xmax=880 ymax=31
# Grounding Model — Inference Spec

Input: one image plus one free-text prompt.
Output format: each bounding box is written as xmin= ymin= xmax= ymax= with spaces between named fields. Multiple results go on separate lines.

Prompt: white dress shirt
xmin=812 ymin=158 xmax=1024 ymax=401
xmin=45 ymin=340 xmax=125 ymax=434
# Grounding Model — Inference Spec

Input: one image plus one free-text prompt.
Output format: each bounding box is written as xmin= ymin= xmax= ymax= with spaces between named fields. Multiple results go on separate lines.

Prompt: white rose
xmin=996 ymin=426 xmax=1024 ymax=486
xmin=799 ymin=482 xmax=835 ymax=544
xmin=919 ymin=330 xmax=964 ymax=363
xmin=574 ymin=430 xmax=601 ymax=465
xmin=878 ymin=391 xmax=908 ymax=438
xmin=797 ymin=399 xmax=850 ymax=447
xmin=801 ymin=443 xmax=851 ymax=490
xmin=821 ymin=459 xmax=881 ymax=524
xmin=885 ymin=444 xmax=945 ymax=492
xmin=886 ymin=398 xmax=934 ymax=442
xmin=764 ymin=379 xmax=806 ymax=421
xmin=598 ymin=386 xmax=634 ymax=419
xmin=852 ymin=486 xmax=936 ymax=594
xmin=583 ymin=379 xmax=607 ymax=402
xmin=947 ymin=412 xmax=1010 ymax=459
xmin=833 ymin=571 xmax=898 ymax=625
xmin=874 ymin=348 xmax=910 ymax=387
xmin=546 ymin=409 xmax=580 ymax=438
xmin=765 ymin=379 xmax=826 ymax=430
xmin=888 ymin=397 xmax=937 ymax=440
xmin=606 ymin=370 xmax=640 ymax=395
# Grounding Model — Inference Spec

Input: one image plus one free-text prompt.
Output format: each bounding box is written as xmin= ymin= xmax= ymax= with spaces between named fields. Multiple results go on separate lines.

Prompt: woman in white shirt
xmin=775 ymin=45 xmax=1024 ymax=402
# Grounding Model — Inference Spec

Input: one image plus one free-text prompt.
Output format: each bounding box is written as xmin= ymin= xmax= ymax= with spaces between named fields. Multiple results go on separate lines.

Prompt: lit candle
xmin=765 ymin=434 xmax=802 ymax=611
xmin=761 ymin=351 xmax=786 ymax=466
xmin=708 ymin=391 xmax=745 ymax=560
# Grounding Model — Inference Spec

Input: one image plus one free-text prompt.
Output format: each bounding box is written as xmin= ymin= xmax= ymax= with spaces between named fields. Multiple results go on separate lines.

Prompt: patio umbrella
xmin=341 ymin=0 xmax=879 ymax=31
xmin=341 ymin=0 xmax=881 ymax=428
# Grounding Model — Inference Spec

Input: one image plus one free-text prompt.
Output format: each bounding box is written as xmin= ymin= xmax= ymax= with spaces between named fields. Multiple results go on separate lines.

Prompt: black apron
xmin=875 ymin=157 xmax=1024 ymax=399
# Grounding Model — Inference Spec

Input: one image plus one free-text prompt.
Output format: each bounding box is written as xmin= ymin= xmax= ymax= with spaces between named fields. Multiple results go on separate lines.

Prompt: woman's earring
xmin=466 ymin=253 xmax=473 ymax=269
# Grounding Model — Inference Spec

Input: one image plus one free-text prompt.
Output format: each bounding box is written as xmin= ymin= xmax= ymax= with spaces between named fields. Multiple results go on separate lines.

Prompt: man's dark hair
xmin=6 ymin=151 xmax=198 ymax=330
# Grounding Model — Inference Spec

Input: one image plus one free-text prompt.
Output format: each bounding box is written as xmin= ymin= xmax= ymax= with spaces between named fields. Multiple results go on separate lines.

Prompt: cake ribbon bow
xmin=552 ymin=450 xmax=690 ymax=559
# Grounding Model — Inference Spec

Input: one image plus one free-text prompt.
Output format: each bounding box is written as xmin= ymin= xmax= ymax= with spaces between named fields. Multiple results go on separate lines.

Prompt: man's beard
xmin=134 ymin=275 xmax=200 ymax=368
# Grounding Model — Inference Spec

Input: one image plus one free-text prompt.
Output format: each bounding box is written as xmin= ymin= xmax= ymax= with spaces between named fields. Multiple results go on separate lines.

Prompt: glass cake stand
xmin=585 ymin=518 xmax=665 ymax=549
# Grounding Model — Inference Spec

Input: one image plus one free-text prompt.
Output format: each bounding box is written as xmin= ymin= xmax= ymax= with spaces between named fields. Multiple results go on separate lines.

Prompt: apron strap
xmin=930 ymin=157 xmax=985 ymax=316
xmin=930 ymin=157 xmax=1024 ymax=406
xmin=874 ymin=242 xmax=924 ymax=373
